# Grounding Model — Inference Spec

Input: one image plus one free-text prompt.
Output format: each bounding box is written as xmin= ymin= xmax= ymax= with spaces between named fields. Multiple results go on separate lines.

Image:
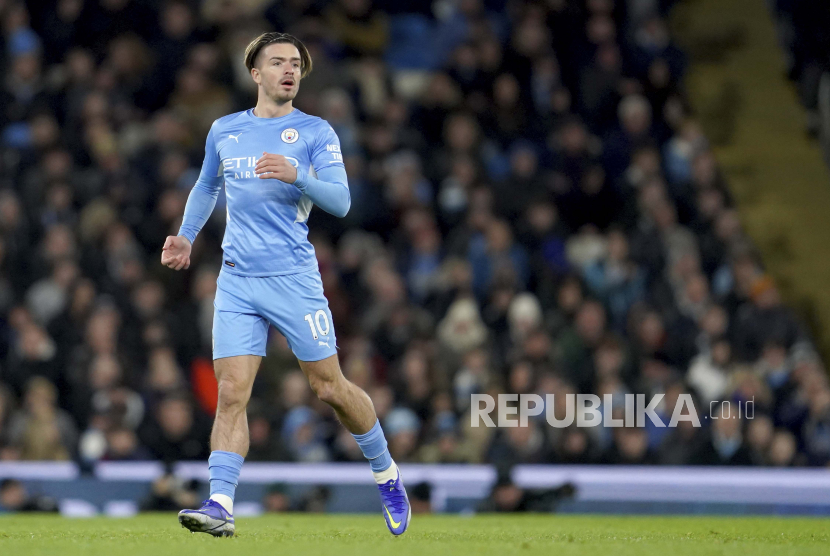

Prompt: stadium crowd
xmin=1 ymin=0 xmax=829 ymax=471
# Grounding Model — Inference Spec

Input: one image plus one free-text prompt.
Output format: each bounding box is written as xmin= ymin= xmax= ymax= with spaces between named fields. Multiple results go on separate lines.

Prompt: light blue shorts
xmin=213 ymin=268 xmax=338 ymax=362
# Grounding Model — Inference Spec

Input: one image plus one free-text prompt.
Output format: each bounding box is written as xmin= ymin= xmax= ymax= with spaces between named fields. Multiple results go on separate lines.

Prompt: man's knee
xmin=309 ymin=375 xmax=343 ymax=406
xmin=216 ymin=376 xmax=250 ymax=412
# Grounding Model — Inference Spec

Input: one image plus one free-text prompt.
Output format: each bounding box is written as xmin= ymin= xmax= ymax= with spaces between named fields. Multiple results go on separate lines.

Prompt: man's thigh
xmin=297 ymin=353 xmax=342 ymax=384
xmin=252 ymin=270 xmax=338 ymax=362
xmin=213 ymin=271 xmax=269 ymax=360
xmin=213 ymin=354 xmax=262 ymax=394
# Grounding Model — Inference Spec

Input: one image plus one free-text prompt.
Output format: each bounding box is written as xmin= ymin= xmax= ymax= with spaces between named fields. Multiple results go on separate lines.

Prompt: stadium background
xmin=1 ymin=0 xmax=830 ymax=517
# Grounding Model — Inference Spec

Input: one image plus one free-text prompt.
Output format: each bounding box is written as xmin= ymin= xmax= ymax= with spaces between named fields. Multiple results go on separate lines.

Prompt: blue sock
xmin=352 ymin=419 xmax=393 ymax=472
xmin=208 ymin=450 xmax=244 ymax=501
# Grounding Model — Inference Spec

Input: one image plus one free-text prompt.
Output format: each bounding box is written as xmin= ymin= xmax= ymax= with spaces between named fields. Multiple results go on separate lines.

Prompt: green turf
xmin=0 ymin=513 xmax=828 ymax=556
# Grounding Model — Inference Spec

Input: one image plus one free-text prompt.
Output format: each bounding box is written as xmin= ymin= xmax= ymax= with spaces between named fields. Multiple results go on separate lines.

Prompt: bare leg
xmin=301 ymin=355 xmax=409 ymax=535
xmin=299 ymin=354 xmax=376 ymax=434
xmin=211 ymin=355 xmax=261 ymax=456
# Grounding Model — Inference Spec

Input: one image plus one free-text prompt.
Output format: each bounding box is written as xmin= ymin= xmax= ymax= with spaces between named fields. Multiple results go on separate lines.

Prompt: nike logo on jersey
xmin=229 ymin=134 xmax=242 ymax=143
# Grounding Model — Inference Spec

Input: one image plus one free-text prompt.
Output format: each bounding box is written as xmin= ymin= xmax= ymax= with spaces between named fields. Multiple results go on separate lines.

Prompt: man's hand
xmin=255 ymin=152 xmax=298 ymax=183
xmin=161 ymin=235 xmax=192 ymax=270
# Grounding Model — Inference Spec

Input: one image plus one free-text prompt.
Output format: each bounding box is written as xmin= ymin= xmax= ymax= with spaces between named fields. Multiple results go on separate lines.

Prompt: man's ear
xmin=251 ymin=67 xmax=261 ymax=85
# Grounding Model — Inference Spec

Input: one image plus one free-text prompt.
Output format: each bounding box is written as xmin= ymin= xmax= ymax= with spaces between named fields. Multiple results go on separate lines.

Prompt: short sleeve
xmin=310 ymin=122 xmax=345 ymax=172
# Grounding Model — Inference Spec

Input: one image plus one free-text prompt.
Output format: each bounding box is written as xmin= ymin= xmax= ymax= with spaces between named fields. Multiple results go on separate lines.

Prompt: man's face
xmin=253 ymin=42 xmax=302 ymax=103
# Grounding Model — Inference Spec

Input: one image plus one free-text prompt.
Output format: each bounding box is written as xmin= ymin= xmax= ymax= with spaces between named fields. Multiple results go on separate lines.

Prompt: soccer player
xmin=161 ymin=32 xmax=410 ymax=537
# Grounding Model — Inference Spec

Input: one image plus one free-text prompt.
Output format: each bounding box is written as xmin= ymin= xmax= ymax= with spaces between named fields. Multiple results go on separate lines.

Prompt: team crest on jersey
xmin=281 ymin=128 xmax=299 ymax=143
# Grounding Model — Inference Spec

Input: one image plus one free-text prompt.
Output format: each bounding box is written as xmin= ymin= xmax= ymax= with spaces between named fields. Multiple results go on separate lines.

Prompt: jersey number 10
xmin=304 ymin=310 xmax=330 ymax=339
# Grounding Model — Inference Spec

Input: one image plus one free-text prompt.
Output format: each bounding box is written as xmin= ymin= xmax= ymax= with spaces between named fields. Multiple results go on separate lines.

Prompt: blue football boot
xmin=178 ymin=499 xmax=235 ymax=537
xmin=378 ymin=470 xmax=411 ymax=536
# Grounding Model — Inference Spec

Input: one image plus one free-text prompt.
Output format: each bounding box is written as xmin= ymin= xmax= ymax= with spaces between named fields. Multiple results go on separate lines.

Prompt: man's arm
xmin=254 ymin=154 xmax=351 ymax=218
xmin=294 ymin=165 xmax=351 ymax=218
xmin=162 ymin=124 xmax=222 ymax=271
xmin=178 ymin=125 xmax=223 ymax=243
xmin=301 ymin=121 xmax=350 ymax=218
xmin=253 ymin=121 xmax=350 ymax=218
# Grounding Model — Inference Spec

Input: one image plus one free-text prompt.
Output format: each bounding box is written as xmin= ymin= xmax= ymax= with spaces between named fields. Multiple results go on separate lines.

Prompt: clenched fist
xmin=161 ymin=235 xmax=192 ymax=270
xmin=255 ymin=152 xmax=298 ymax=183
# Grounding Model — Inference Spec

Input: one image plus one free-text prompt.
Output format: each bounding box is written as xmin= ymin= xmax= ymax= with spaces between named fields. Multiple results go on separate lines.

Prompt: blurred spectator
xmin=103 ymin=426 xmax=152 ymax=460
xmin=693 ymin=404 xmax=752 ymax=465
xmin=326 ymin=0 xmax=389 ymax=60
xmin=768 ymin=429 xmax=799 ymax=467
xmin=296 ymin=486 xmax=331 ymax=513
xmin=140 ymin=473 xmax=200 ymax=512
xmin=487 ymin=420 xmax=548 ymax=467
xmin=384 ymin=406 xmax=421 ymax=461
xmin=746 ymin=413 xmax=774 ymax=465
xmin=733 ymin=276 xmax=805 ymax=362
xmin=603 ymin=426 xmax=655 ymax=464
xmin=0 ymin=479 xmax=58 ymax=513
xmin=138 ymin=392 xmax=210 ymax=462
xmin=282 ymin=406 xmax=331 ymax=462
xmin=262 ymin=483 xmax=291 ymax=513
xmin=582 ymin=229 xmax=646 ymax=330
xmin=557 ymin=300 xmax=607 ymax=391
xmin=246 ymin=401 xmax=288 ymax=461
xmin=408 ymin=481 xmax=432 ymax=514
xmin=477 ymin=472 xmax=576 ymax=513
xmin=6 ymin=377 xmax=77 ymax=460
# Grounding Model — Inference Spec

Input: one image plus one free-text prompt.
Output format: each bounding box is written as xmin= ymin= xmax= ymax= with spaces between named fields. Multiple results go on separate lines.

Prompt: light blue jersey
xmin=178 ymin=107 xmax=349 ymax=361
xmin=179 ymin=108 xmax=348 ymax=276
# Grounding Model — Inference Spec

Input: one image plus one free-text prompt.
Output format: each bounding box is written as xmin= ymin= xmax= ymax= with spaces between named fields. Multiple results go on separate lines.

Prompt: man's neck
xmin=253 ymin=96 xmax=294 ymax=118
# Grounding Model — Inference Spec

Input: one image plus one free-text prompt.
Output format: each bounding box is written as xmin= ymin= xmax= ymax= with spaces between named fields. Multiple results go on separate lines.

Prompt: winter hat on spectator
xmin=384 ymin=407 xmax=421 ymax=437
xmin=437 ymin=298 xmax=488 ymax=353
xmin=507 ymin=293 xmax=543 ymax=341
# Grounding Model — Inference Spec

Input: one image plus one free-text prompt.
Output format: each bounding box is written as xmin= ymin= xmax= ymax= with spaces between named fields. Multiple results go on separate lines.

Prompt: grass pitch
xmin=0 ymin=513 xmax=827 ymax=556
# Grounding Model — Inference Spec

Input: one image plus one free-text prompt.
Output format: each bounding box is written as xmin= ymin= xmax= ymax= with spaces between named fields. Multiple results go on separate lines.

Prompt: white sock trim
xmin=210 ymin=493 xmax=234 ymax=515
xmin=372 ymin=460 xmax=399 ymax=484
